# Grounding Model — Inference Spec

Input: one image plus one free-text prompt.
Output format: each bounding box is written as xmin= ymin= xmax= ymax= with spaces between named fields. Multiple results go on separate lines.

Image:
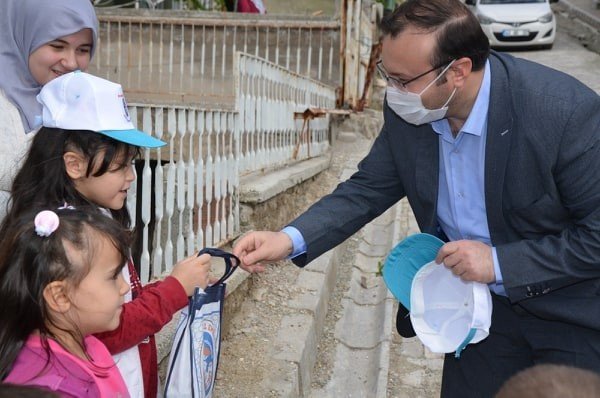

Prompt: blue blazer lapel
xmin=485 ymin=54 xmax=514 ymax=244
xmin=415 ymin=125 xmax=440 ymax=233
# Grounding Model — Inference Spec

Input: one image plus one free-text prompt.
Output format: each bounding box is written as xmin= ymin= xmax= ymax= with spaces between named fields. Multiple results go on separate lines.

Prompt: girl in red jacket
xmin=0 ymin=71 xmax=212 ymax=398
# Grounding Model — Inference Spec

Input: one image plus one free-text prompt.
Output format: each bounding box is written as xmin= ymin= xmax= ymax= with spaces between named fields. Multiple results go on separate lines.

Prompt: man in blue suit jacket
xmin=234 ymin=0 xmax=600 ymax=395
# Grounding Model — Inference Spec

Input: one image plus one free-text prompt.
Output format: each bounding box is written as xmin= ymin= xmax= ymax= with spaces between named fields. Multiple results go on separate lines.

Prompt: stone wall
xmin=555 ymin=1 xmax=600 ymax=54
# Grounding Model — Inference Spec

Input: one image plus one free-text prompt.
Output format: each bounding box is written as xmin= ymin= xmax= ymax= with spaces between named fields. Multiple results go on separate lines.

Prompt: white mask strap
xmin=442 ymin=88 xmax=457 ymax=108
xmin=419 ymin=59 xmax=456 ymax=96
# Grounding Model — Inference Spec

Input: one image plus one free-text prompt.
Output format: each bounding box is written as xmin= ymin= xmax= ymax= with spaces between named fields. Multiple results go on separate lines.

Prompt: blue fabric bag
xmin=164 ymin=248 xmax=239 ymax=398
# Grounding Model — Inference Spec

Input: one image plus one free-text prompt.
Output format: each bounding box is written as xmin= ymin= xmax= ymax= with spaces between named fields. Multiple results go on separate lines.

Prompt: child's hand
xmin=170 ymin=253 xmax=212 ymax=295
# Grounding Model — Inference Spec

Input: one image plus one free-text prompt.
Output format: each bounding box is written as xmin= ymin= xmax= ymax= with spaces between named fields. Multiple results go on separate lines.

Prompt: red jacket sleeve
xmin=95 ymin=276 xmax=188 ymax=354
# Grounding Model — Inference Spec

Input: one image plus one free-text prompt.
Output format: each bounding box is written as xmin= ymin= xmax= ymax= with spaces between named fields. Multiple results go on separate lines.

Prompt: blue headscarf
xmin=0 ymin=0 xmax=98 ymax=131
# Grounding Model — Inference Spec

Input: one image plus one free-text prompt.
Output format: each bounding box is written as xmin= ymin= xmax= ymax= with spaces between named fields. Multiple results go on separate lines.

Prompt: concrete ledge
xmin=268 ymin=248 xmax=339 ymax=397
xmin=335 ymin=296 xmax=390 ymax=349
xmin=555 ymin=0 xmax=600 ymax=54
xmin=273 ymin=313 xmax=317 ymax=397
xmin=266 ymin=205 xmax=401 ymax=397
xmin=239 ymin=154 xmax=331 ymax=204
xmin=557 ymin=0 xmax=600 ymax=31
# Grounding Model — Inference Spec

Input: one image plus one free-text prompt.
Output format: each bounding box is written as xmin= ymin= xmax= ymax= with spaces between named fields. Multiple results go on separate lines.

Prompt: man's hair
xmin=496 ymin=364 xmax=600 ymax=398
xmin=379 ymin=0 xmax=490 ymax=71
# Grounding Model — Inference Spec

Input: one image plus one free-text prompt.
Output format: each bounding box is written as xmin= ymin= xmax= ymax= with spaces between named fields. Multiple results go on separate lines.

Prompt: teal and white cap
xmin=382 ymin=233 xmax=492 ymax=357
xmin=37 ymin=71 xmax=166 ymax=148
xmin=410 ymin=260 xmax=492 ymax=357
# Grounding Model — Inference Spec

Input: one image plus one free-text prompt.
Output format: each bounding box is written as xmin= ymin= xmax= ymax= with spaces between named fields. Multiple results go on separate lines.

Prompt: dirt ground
xmin=213 ymin=125 xmax=374 ymax=397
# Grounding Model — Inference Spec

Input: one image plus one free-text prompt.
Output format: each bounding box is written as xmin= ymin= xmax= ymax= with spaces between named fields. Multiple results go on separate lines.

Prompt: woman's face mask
xmin=386 ymin=60 xmax=456 ymax=126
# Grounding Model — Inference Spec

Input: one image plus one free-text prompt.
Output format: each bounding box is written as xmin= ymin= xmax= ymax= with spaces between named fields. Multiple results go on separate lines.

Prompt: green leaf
xmin=376 ymin=260 xmax=384 ymax=277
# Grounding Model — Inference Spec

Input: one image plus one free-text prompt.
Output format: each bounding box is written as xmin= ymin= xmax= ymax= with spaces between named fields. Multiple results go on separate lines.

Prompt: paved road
xmin=567 ymin=0 xmax=600 ymax=18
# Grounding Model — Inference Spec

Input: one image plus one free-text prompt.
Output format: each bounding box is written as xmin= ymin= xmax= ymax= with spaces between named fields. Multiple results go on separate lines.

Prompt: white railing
xmin=125 ymin=53 xmax=335 ymax=282
xmin=126 ymin=105 xmax=239 ymax=282
xmin=235 ymin=52 xmax=336 ymax=174
xmin=89 ymin=9 xmax=341 ymax=108
xmin=88 ymin=7 xmax=381 ymax=282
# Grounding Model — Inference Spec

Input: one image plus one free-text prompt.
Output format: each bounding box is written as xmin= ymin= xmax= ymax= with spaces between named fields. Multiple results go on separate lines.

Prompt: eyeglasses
xmin=376 ymin=60 xmax=451 ymax=91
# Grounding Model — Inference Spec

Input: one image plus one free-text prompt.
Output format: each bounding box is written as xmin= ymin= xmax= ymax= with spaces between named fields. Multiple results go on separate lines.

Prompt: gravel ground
xmin=213 ymin=259 xmax=304 ymax=398
xmin=310 ymin=234 xmax=359 ymax=391
xmin=213 ymin=126 xmax=374 ymax=397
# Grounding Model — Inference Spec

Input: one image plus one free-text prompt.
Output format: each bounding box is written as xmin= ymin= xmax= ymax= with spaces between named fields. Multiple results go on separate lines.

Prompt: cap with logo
xmin=382 ymin=233 xmax=492 ymax=358
xmin=37 ymin=71 xmax=166 ymax=148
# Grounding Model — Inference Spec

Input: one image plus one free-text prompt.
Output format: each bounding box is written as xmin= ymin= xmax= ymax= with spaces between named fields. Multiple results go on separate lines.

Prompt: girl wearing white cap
xmin=0 ymin=71 xmax=213 ymax=398
xmin=0 ymin=0 xmax=97 ymax=222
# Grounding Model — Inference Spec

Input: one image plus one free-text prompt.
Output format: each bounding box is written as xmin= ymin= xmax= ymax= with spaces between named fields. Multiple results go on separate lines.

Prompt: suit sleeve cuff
xmin=281 ymin=226 xmax=307 ymax=259
xmin=492 ymin=246 xmax=503 ymax=284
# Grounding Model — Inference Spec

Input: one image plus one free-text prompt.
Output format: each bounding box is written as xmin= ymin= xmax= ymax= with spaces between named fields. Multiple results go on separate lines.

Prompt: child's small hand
xmin=170 ymin=253 xmax=212 ymax=295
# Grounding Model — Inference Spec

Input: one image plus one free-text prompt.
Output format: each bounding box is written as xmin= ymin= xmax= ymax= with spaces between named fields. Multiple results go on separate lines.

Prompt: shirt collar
xmin=431 ymin=59 xmax=491 ymax=137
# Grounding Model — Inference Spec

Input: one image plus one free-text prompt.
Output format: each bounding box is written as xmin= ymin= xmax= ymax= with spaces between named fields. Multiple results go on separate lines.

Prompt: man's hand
xmin=232 ymin=231 xmax=293 ymax=273
xmin=435 ymin=240 xmax=495 ymax=284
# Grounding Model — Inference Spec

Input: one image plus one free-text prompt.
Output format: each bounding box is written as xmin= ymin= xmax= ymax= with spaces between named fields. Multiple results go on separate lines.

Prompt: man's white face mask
xmin=386 ymin=60 xmax=456 ymax=126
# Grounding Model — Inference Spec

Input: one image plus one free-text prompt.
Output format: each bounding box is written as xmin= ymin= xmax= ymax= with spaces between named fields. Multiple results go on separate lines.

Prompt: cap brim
xmin=382 ymin=233 xmax=444 ymax=310
xmin=100 ymin=129 xmax=167 ymax=148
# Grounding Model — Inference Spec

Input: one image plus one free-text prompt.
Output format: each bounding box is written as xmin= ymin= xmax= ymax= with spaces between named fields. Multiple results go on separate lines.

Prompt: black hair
xmin=0 ymin=127 xmax=140 ymax=242
xmin=0 ymin=207 xmax=130 ymax=380
xmin=379 ymin=0 xmax=490 ymax=72
xmin=0 ymin=383 xmax=60 ymax=398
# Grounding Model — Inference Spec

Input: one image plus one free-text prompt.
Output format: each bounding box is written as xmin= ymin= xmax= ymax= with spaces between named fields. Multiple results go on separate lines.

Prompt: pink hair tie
xmin=34 ymin=210 xmax=60 ymax=237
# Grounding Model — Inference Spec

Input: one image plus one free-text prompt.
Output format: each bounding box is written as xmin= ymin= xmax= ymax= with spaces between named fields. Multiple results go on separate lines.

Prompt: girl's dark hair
xmin=379 ymin=0 xmax=490 ymax=72
xmin=0 ymin=383 xmax=60 ymax=398
xmin=0 ymin=127 xmax=139 ymax=241
xmin=0 ymin=207 xmax=130 ymax=380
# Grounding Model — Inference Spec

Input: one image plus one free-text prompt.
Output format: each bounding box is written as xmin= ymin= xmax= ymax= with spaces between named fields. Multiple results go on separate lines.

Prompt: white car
xmin=465 ymin=0 xmax=558 ymax=49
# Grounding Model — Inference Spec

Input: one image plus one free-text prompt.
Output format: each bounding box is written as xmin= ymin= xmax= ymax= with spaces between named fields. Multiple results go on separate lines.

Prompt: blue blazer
xmin=290 ymin=51 xmax=600 ymax=331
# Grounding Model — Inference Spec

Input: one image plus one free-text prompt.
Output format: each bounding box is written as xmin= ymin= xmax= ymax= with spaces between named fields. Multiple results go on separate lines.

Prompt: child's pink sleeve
xmin=94 ymin=276 xmax=188 ymax=354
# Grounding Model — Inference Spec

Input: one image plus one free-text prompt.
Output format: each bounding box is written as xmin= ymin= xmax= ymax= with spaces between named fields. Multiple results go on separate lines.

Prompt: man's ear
xmin=43 ymin=281 xmax=72 ymax=313
xmin=449 ymin=57 xmax=473 ymax=89
xmin=63 ymin=151 xmax=87 ymax=180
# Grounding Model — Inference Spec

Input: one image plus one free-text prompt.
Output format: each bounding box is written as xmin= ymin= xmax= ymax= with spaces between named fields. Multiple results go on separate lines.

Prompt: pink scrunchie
xmin=34 ymin=210 xmax=60 ymax=237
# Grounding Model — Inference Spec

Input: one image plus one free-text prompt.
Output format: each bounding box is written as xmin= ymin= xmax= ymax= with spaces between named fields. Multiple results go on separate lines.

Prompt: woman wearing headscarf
xmin=0 ymin=0 xmax=98 ymax=221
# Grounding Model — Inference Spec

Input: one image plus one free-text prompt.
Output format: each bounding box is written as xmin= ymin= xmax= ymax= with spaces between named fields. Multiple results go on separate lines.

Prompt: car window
xmin=479 ymin=0 xmax=546 ymax=4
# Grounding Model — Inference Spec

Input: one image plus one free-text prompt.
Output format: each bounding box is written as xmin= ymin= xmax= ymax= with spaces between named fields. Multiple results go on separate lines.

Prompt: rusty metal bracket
xmin=355 ymin=40 xmax=382 ymax=112
xmin=292 ymin=108 xmax=353 ymax=160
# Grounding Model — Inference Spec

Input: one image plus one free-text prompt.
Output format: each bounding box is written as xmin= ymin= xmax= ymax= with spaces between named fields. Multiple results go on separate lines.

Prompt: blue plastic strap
xmin=454 ymin=328 xmax=477 ymax=359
